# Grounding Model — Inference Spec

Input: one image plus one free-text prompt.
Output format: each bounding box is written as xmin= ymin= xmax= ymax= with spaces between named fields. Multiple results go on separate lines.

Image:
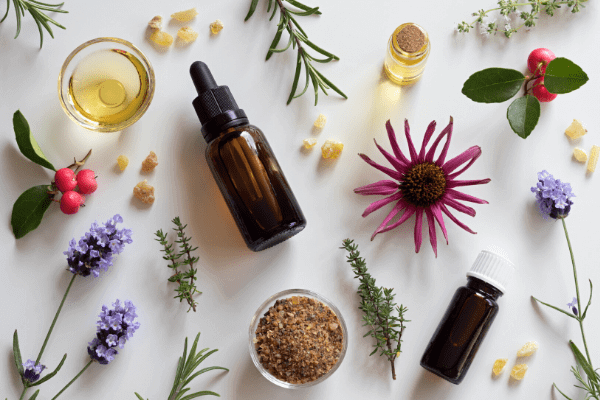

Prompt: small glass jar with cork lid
xmin=384 ymin=23 xmax=430 ymax=85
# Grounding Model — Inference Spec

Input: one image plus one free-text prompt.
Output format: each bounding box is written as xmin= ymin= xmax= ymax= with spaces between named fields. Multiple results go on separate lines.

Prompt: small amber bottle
xmin=420 ymin=247 xmax=515 ymax=384
xmin=190 ymin=61 xmax=306 ymax=251
xmin=384 ymin=23 xmax=430 ymax=85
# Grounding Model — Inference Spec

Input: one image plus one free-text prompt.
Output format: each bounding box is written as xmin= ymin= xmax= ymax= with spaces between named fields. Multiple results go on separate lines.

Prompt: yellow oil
xmin=384 ymin=23 xmax=430 ymax=85
xmin=68 ymin=49 xmax=149 ymax=126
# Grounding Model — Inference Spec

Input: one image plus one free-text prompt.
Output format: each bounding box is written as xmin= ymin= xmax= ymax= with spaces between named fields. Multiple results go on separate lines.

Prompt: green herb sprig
xmin=1 ymin=0 xmax=68 ymax=48
xmin=245 ymin=0 xmax=347 ymax=105
xmin=134 ymin=333 xmax=228 ymax=400
xmin=341 ymin=239 xmax=408 ymax=380
xmin=156 ymin=217 xmax=201 ymax=312
xmin=457 ymin=0 xmax=587 ymax=38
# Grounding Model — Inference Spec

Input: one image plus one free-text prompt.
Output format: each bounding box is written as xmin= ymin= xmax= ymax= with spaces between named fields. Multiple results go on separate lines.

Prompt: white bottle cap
xmin=466 ymin=246 xmax=515 ymax=293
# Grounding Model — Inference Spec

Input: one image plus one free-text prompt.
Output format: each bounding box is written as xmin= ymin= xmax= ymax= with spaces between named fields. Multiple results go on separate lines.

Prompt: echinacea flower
xmin=64 ymin=215 xmax=133 ymax=277
xmin=87 ymin=299 xmax=139 ymax=365
xmin=355 ymin=117 xmax=490 ymax=256
xmin=567 ymin=297 xmax=578 ymax=316
xmin=22 ymin=359 xmax=46 ymax=383
xmin=531 ymin=170 xmax=575 ymax=219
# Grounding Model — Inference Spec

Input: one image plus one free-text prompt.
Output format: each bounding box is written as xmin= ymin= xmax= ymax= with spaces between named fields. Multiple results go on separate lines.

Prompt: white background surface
xmin=1 ymin=0 xmax=599 ymax=399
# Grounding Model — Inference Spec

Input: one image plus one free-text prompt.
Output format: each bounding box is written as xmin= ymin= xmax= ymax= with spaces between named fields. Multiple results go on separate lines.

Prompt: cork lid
xmin=395 ymin=23 xmax=427 ymax=54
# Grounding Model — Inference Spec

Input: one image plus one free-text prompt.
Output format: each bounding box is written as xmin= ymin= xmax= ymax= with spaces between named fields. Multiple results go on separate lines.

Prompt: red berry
xmin=60 ymin=191 xmax=85 ymax=215
xmin=527 ymin=48 xmax=555 ymax=75
xmin=532 ymin=77 xmax=558 ymax=103
xmin=76 ymin=169 xmax=98 ymax=194
xmin=54 ymin=168 xmax=77 ymax=193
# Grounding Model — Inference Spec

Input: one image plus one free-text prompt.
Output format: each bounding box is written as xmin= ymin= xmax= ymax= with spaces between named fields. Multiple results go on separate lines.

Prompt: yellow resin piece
xmin=210 ymin=19 xmax=224 ymax=34
xmin=117 ymin=155 xmax=129 ymax=171
xmin=148 ymin=15 xmax=162 ymax=30
xmin=303 ymin=138 xmax=317 ymax=149
xmin=142 ymin=151 xmax=158 ymax=172
xmin=573 ymin=148 xmax=588 ymax=163
xmin=565 ymin=119 xmax=587 ymax=140
xmin=150 ymin=30 xmax=174 ymax=47
xmin=588 ymin=145 xmax=600 ymax=173
xmin=177 ymin=27 xmax=198 ymax=43
xmin=517 ymin=341 xmax=539 ymax=357
xmin=321 ymin=139 xmax=344 ymax=159
xmin=492 ymin=358 xmax=508 ymax=376
xmin=314 ymin=113 xmax=327 ymax=129
xmin=510 ymin=363 xmax=528 ymax=380
xmin=133 ymin=180 xmax=155 ymax=204
xmin=171 ymin=8 xmax=198 ymax=22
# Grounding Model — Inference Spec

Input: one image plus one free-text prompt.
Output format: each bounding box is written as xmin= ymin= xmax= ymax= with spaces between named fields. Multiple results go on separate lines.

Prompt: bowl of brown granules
xmin=248 ymin=289 xmax=348 ymax=388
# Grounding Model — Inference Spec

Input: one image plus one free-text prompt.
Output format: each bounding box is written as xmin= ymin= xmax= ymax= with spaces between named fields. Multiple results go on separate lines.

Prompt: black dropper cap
xmin=190 ymin=61 xmax=249 ymax=142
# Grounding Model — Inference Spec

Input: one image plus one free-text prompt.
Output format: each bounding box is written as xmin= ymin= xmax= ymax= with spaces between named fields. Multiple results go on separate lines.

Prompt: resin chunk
xmin=210 ymin=19 xmax=224 ymax=34
xmin=117 ymin=155 xmax=129 ymax=171
xmin=150 ymin=30 xmax=173 ymax=47
xmin=171 ymin=8 xmax=198 ymax=22
xmin=321 ymin=139 xmax=344 ymax=159
xmin=314 ymin=113 xmax=327 ymax=129
xmin=588 ymin=145 xmax=599 ymax=173
xmin=573 ymin=148 xmax=588 ymax=163
xmin=142 ymin=151 xmax=158 ymax=172
xmin=517 ymin=341 xmax=539 ymax=357
xmin=148 ymin=15 xmax=162 ymax=30
xmin=492 ymin=358 xmax=508 ymax=376
xmin=303 ymin=138 xmax=317 ymax=149
xmin=177 ymin=27 xmax=198 ymax=43
xmin=510 ymin=363 xmax=528 ymax=380
xmin=565 ymin=119 xmax=587 ymax=140
xmin=133 ymin=180 xmax=155 ymax=204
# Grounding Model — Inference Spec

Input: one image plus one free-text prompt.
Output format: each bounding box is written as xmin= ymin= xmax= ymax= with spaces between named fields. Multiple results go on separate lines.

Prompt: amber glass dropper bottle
xmin=190 ymin=61 xmax=306 ymax=251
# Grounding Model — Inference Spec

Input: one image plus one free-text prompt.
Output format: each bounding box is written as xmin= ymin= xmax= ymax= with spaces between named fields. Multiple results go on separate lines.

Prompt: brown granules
xmin=396 ymin=24 xmax=426 ymax=53
xmin=254 ymin=296 xmax=343 ymax=384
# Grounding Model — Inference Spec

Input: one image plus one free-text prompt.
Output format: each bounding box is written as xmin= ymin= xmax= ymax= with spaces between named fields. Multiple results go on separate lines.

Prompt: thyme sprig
xmin=134 ymin=333 xmax=229 ymax=400
xmin=341 ymin=239 xmax=408 ymax=380
xmin=457 ymin=0 xmax=587 ymax=38
xmin=245 ymin=0 xmax=347 ymax=105
xmin=1 ymin=0 xmax=68 ymax=48
xmin=155 ymin=217 xmax=201 ymax=313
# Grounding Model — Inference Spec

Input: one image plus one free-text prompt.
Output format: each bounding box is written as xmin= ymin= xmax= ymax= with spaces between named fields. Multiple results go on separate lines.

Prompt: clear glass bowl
xmin=248 ymin=289 xmax=348 ymax=389
xmin=58 ymin=37 xmax=155 ymax=132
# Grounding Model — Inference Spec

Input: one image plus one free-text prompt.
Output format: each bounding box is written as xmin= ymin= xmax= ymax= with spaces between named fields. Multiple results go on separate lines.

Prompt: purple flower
xmin=64 ymin=215 xmax=133 ymax=277
xmin=567 ymin=297 xmax=578 ymax=316
xmin=87 ymin=299 xmax=140 ymax=365
xmin=531 ymin=170 xmax=575 ymax=219
xmin=22 ymin=359 xmax=46 ymax=383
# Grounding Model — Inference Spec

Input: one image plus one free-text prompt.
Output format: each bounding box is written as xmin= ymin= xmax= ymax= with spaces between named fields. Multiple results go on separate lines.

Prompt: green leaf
xmin=134 ymin=393 xmax=145 ymax=400
xmin=544 ymin=57 xmax=589 ymax=94
xmin=30 ymin=353 xmax=67 ymax=386
xmin=287 ymin=51 xmax=302 ymax=104
xmin=570 ymin=341 xmax=595 ymax=380
xmin=13 ymin=330 xmax=24 ymax=376
xmin=28 ymin=390 xmax=40 ymax=400
xmin=582 ymin=280 xmax=593 ymax=321
xmin=11 ymin=185 xmax=54 ymax=239
xmin=244 ymin=0 xmax=259 ymax=21
xmin=532 ymin=297 xmax=577 ymax=320
xmin=13 ymin=111 xmax=56 ymax=171
xmin=507 ymin=95 xmax=541 ymax=139
xmin=180 ymin=391 xmax=220 ymax=399
xmin=461 ymin=68 xmax=525 ymax=103
xmin=553 ymin=383 xmax=574 ymax=400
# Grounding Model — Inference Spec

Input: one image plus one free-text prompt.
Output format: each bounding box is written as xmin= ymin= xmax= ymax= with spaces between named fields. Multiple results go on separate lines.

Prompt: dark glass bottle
xmin=420 ymin=248 xmax=514 ymax=384
xmin=190 ymin=61 xmax=306 ymax=251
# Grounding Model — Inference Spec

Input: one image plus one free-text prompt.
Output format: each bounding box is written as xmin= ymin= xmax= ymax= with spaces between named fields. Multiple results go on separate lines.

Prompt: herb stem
xmin=50 ymin=360 xmax=93 ymax=400
xmin=36 ymin=274 xmax=76 ymax=364
xmin=18 ymin=387 xmax=27 ymax=400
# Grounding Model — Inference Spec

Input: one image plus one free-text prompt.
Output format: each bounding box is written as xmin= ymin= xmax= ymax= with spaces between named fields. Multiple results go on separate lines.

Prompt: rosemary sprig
xmin=155 ymin=217 xmax=201 ymax=312
xmin=134 ymin=333 xmax=229 ymax=400
xmin=245 ymin=0 xmax=347 ymax=105
xmin=1 ymin=0 xmax=68 ymax=48
xmin=341 ymin=239 xmax=408 ymax=380
xmin=458 ymin=0 xmax=587 ymax=38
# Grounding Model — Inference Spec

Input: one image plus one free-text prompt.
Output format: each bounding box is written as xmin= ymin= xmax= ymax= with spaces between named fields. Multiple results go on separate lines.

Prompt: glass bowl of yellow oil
xmin=58 ymin=37 xmax=155 ymax=132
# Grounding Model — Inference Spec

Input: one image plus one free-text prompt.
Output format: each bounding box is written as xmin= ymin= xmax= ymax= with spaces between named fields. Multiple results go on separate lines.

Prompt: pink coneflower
xmin=355 ymin=117 xmax=490 ymax=256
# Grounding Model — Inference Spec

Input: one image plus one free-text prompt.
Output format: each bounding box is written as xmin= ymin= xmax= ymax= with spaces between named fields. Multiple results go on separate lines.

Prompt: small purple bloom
xmin=531 ymin=170 xmax=575 ymax=219
xmin=87 ymin=299 xmax=139 ymax=365
xmin=567 ymin=297 xmax=579 ymax=316
xmin=64 ymin=215 xmax=133 ymax=277
xmin=22 ymin=359 xmax=46 ymax=383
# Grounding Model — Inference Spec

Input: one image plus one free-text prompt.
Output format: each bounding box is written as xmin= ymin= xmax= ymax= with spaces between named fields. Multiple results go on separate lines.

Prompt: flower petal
xmin=362 ymin=192 xmax=403 ymax=217
xmin=358 ymin=153 xmax=402 ymax=180
xmin=386 ymin=120 xmax=411 ymax=165
xmin=372 ymin=205 xmax=416 ymax=238
xmin=418 ymin=120 xmax=437 ymax=163
xmin=425 ymin=208 xmax=438 ymax=257
xmin=431 ymin=202 xmax=448 ymax=244
xmin=425 ymin=117 xmax=453 ymax=163
xmin=442 ymin=146 xmax=482 ymax=176
xmin=374 ymin=139 xmax=409 ymax=173
xmin=414 ymin=208 xmax=423 ymax=253
xmin=444 ymin=197 xmax=476 ymax=217
xmin=404 ymin=119 xmax=419 ymax=162
xmin=446 ymin=178 xmax=491 ymax=188
xmin=435 ymin=117 xmax=454 ymax=166
xmin=355 ymin=180 xmax=399 ymax=196
xmin=440 ymin=203 xmax=476 ymax=234
xmin=446 ymin=188 xmax=489 ymax=204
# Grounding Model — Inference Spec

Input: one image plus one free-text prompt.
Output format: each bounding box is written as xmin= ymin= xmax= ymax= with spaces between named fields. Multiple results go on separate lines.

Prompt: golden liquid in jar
xmin=384 ymin=23 xmax=430 ymax=85
xmin=68 ymin=49 xmax=149 ymax=126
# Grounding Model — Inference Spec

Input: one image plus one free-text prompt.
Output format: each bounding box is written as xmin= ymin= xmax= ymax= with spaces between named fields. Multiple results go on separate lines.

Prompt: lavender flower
xmin=87 ymin=299 xmax=139 ymax=365
xmin=567 ymin=297 xmax=579 ymax=316
xmin=64 ymin=215 xmax=133 ymax=277
xmin=22 ymin=359 xmax=46 ymax=383
xmin=531 ymin=170 xmax=575 ymax=219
